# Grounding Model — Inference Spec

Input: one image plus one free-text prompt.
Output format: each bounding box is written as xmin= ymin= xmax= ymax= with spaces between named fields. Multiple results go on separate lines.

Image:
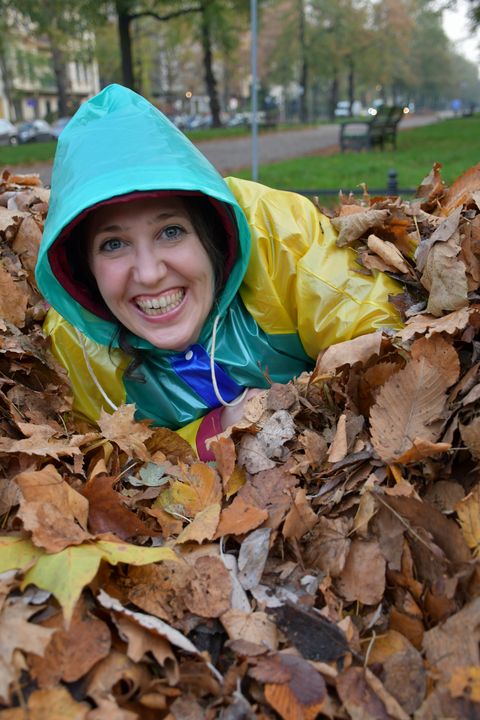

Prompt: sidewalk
xmin=5 ymin=113 xmax=439 ymax=185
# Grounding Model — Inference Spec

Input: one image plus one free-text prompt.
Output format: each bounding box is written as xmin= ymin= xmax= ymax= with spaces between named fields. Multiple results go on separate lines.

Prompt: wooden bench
xmin=339 ymin=105 xmax=404 ymax=152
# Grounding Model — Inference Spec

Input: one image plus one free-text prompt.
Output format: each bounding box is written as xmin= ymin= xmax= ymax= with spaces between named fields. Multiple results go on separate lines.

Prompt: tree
xmin=2 ymin=0 xmax=101 ymax=116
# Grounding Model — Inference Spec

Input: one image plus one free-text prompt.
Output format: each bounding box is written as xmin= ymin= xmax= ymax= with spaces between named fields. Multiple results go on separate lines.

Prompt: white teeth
xmin=136 ymin=289 xmax=184 ymax=315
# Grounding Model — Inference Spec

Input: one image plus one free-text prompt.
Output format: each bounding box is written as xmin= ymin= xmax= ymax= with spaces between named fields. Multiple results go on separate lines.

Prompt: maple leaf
xmin=98 ymin=405 xmax=153 ymax=461
xmin=16 ymin=464 xmax=90 ymax=552
xmin=0 ymin=535 xmax=176 ymax=624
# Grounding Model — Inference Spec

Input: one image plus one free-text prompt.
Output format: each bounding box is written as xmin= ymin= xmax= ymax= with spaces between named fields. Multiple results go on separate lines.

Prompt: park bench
xmin=339 ymin=105 xmax=404 ymax=152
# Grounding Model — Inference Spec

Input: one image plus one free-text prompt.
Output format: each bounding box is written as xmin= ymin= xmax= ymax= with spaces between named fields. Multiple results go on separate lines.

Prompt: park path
xmin=4 ymin=112 xmax=439 ymax=186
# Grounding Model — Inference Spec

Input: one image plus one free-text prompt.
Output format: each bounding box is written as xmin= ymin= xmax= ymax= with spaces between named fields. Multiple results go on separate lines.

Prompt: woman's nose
xmin=133 ymin=245 xmax=167 ymax=285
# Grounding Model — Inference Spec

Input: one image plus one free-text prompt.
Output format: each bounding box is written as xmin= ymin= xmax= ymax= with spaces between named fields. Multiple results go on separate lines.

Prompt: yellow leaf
xmin=157 ymin=462 xmax=222 ymax=518
xmin=0 ymin=535 xmax=176 ymax=625
xmin=0 ymin=535 xmax=43 ymax=572
xmin=94 ymin=539 xmax=176 ymax=567
xmin=448 ymin=665 xmax=480 ymax=702
xmin=21 ymin=544 xmax=103 ymax=625
xmin=176 ymin=503 xmax=221 ymax=544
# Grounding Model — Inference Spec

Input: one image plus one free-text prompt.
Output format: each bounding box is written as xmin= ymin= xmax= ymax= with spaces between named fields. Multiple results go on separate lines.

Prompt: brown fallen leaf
xmin=157 ymin=462 xmax=222 ymax=518
xmin=182 ymin=554 xmax=232 ymax=618
xmin=336 ymin=666 xmax=409 ymax=720
xmin=98 ymin=405 xmax=153 ymax=462
xmin=422 ymin=597 xmax=480 ymax=681
xmin=314 ymin=332 xmax=383 ymax=376
xmin=335 ymin=539 xmax=386 ymax=605
xmin=396 ymin=306 xmax=472 ymax=342
xmin=455 ymin=485 xmax=480 ymax=556
xmin=16 ymin=464 xmax=91 ymax=552
xmin=0 ymin=685 xmax=90 ymax=719
xmin=370 ymin=357 xmax=448 ymax=464
xmin=176 ymin=503 xmax=221 ymax=544
xmin=215 ymin=495 xmax=268 ymax=538
xmin=303 ymin=515 xmax=352 ymax=578
xmin=221 ymin=609 xmax=278 ymax=651
xmin=282 ymin=488 xmax=317 ymax=541
xmin=367 ymin=629 xmax=427 ymax=714
xmin=367 ymin=234 xmax=412 ymax=274
xmin=0 ymin=596 xmax=55 ymax=703
xmin=331 ymin=208 xmax=391 ymax=246
xmin=410 ymin=334 xmax=460 ymax=387
xmin=28 ymin=596 xmax=111 ymax=687
xmin=250 ymin=653 xmax=327 ymax=720
xmin=82 ymin=473 xmax=156 ymax=540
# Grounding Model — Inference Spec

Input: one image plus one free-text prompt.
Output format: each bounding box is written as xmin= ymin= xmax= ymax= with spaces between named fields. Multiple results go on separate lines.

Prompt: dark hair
xmin=66 ymin=194 xmax=230 ymax=379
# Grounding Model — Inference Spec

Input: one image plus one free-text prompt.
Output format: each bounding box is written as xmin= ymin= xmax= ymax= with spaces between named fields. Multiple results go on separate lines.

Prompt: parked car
xmin=0 ymin=119 xmax=18 ymax=146
xmin=17 ymin=119 xmax=55 ymax=143
xmin=51 ymin=116 xmax=72 ymax=138
xmin=334 ymin=100 xmax=364 ymax=117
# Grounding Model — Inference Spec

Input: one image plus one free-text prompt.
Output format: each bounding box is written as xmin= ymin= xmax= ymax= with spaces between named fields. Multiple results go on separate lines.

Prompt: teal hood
xmin=35 ymin=84 xmax=251 ymax=349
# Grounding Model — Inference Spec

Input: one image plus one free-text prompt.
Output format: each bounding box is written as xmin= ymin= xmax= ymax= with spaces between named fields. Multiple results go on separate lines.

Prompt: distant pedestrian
xmin=451 ymin=98 xmax=462 ymax=116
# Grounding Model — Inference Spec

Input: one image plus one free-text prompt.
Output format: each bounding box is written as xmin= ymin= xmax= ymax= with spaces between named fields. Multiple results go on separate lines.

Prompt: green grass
xmin=0 ymin=141 xmax=57 ymax=166
xmin=236 ymin=115 xmax=480 ymax=201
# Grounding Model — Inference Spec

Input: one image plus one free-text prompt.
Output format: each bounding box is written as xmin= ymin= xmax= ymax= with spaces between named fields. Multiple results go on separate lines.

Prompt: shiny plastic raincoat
xmin=36 ymin=84 xmax=401 ymax=457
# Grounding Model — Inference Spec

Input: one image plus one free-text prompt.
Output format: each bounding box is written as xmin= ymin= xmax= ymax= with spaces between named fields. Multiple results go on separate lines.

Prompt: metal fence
xmin=292 ymin=169 xmax=417 ymax=199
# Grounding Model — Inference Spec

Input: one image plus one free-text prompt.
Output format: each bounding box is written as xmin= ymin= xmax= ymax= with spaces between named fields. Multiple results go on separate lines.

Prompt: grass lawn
xmin=0 ymin=141 xmax=57 ymax=166
xmin=236 ymin=115 xmax=480 ymax=203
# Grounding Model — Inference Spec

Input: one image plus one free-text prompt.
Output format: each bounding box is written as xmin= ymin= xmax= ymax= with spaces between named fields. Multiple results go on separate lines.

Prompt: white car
xmin=0 ymin=119 xmax=18 ymax=146
xmin=334 ymin=101 xmax=363 ymax=117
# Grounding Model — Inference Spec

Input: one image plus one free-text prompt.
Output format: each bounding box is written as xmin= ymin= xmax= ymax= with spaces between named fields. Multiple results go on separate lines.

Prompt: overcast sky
xmin=443 ymin=0 xmax=479 ymax=62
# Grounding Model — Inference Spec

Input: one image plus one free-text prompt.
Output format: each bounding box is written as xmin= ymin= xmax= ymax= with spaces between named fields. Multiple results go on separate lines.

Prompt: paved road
xmin=4 ymin=113 xmax=439 ymax=186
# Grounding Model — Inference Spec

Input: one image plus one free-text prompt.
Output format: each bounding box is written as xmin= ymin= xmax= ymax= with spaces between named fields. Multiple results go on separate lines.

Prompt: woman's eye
xmin=162 ymin=225 xmax=182 ymax=240
xmin=101 ymin=238 xmax=124 ymax=252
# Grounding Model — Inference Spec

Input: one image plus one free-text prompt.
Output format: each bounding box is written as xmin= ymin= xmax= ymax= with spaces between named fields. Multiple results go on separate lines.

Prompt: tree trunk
xmin=200 ymin=1 xmax=222 ymax=127
xmin=347 ymin=57 xmax=355 ymax=114
xmin=328 ymin=71 xmax=339 ymax=121
xmin=298 ymin=0 xmax=309 ymax=123
xmin=116 ymin=0 xmax=135 ymax=90
xmin=50 ymin=39 xmax=69 ymax=116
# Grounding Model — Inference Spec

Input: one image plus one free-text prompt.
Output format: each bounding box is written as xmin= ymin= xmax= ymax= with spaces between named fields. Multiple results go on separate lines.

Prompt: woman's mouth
xmin=135 ymin=289 xmax=185 ymax=316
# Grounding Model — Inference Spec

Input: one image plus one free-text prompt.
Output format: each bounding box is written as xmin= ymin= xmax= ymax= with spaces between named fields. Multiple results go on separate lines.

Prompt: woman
xmin=35 ymin=84 xmax=401 ymax=460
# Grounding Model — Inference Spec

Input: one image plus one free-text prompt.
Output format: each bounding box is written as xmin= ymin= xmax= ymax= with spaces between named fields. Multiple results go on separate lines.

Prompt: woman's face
xmin=87 ymin=196 xmax=215 ymax=352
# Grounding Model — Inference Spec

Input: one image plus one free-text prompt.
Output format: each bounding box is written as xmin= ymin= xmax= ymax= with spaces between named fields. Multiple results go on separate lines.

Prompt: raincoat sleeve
xmin=43 ymin=308 xmax=128 ymax=423
xmin=226 ymin=177 xmax=402 ymax=357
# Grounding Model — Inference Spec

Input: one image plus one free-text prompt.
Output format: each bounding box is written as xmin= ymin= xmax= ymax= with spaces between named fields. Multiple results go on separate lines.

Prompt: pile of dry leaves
xmin=0 ymin=163 xmax=479 ymax=720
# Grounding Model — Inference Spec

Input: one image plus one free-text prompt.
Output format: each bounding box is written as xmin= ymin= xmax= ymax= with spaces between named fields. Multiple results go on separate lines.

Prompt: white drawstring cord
xmin=75 ymin=327 xmax=119 ymax=412
xmin=210 ymin=315 xmax=247 ymax=408
xmin=76 ymin=316 xmax=244 ymax=413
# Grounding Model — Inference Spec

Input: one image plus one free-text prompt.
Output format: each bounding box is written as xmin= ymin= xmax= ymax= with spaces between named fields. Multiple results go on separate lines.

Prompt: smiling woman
xmin=35 ymin=84 xmax=402 ymax=460
xmin=86 ymin=196 xmax=215 ymax=352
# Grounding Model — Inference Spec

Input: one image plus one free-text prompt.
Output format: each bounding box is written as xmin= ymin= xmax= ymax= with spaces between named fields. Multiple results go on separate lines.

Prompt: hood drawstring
xmin=77 ymin=316 xmax=246 ymax=414
xmin=210 ymin=314 xmax=247 ymax=408
xmin=75 ymin=327 xmax=119 ymax=412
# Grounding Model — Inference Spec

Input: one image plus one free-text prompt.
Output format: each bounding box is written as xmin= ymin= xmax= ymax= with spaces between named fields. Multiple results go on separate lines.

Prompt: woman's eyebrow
xmin=96 ymin=223 xmax=125 ymax=233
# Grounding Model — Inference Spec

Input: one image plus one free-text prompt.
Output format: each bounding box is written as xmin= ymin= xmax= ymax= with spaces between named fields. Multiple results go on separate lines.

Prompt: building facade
xmin=0 ymin=10 xmax=100 ymax=122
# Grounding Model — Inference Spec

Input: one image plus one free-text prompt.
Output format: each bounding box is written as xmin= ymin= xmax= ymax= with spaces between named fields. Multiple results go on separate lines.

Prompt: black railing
xmin=291 ymin=169 xmax=416 ymax=198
